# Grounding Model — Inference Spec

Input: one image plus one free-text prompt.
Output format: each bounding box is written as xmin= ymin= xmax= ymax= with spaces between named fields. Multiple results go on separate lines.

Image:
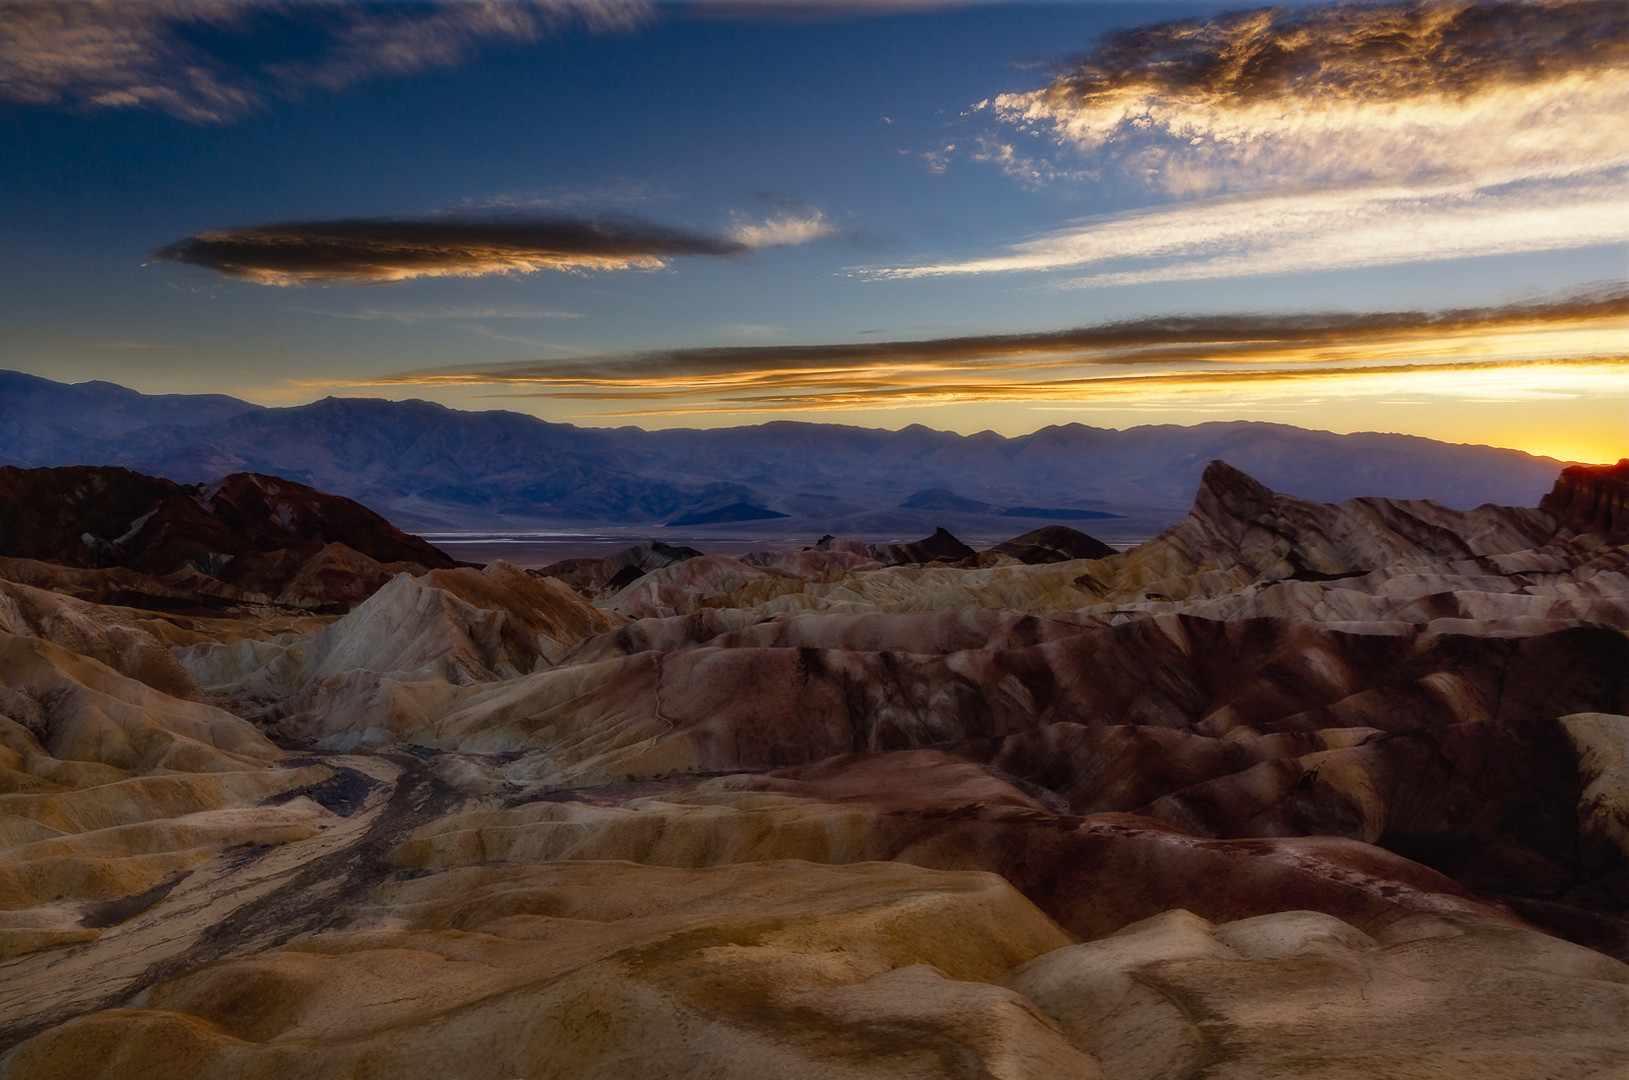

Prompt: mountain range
xmin=0 ymin=369 xmax=1573 ymax=538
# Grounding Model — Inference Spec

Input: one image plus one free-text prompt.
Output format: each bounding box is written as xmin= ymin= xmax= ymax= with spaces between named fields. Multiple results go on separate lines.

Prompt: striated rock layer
xmin=2 ymin=459 xmax=1628 ymax=1077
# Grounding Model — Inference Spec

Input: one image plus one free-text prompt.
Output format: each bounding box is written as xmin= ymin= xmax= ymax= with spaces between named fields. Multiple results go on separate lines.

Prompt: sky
xmin=1 ymin=0 xmax=1625 ymax=464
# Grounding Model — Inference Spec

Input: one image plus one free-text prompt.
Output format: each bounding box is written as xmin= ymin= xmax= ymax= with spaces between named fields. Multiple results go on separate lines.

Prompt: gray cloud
xmin=1035 ymin=0 xmax=1625 ymax=114
xmin=153 ymin=215 xmax=750 ymax=284
xmin=0 ymin=0 xmax=647 ymax=123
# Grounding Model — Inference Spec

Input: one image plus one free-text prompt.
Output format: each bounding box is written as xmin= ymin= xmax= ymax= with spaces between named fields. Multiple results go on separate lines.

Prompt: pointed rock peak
xmin=1199 ymin=459 xmax=1273 ymax=501
xmin=1540 ymin=458 xmax=1629 ymax=541
xmin=1192 ymin=459 xmax=1279 ymax=530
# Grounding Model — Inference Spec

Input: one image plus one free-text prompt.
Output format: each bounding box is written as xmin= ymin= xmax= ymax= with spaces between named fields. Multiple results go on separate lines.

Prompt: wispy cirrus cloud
xmin=907 ymin=0 xmax=1629 ymax=283
xmin=152 ymin=215 xmax=753 ymax=285
xmin=0 ymin=0 xmax=647 ymax=123
xmin=293 ymin=304 xmax=586 ymax=323
xmin=870 ymin=169 xmax=1629 ymax=283
xmin=295 ymin=288 xmax=1629 ymax=413
xmin=0 ymin=1 xmax=258 ymax=123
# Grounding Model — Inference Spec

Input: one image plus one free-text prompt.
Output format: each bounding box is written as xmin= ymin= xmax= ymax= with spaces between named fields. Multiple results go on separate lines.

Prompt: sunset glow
xmin=2 ymin=0 xmax=1625 ymax=460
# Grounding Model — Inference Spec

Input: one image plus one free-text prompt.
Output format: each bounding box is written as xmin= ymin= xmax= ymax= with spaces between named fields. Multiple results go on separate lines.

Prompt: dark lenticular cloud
xmin=153 ymin=216 xmax=751 ymax=284
xmin=364 ymin=287 xmax=1629 ymax=388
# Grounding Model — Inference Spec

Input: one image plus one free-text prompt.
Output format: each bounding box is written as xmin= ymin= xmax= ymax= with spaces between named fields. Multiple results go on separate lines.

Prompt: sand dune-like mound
xmin=177 ymin=562 xmax=626 ymax=748
xmin=0 ymin=630 xmax=337 ymax=963
xmin=5 ymin=861 xmax=1623 ymax=1079
xmin=0 ymin=580 xmax=198 ymax=699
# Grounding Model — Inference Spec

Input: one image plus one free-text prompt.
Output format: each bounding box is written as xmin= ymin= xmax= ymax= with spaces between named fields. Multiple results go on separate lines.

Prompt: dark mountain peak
xmin=1199 ymin=458 xmax=1273 ymax=495
xmin=991 ymin=525 xmax=1116 ymax=565
xmin=665 ymin=502 xmax=789 ymax=527
xmin=899 ymin=489 xmax=1004 ymax=514
xmin=0 ymin=464 xmax=454 ymax=606
xmin=0 ymin=465 xmax=184 ymax=550
xmin=75 ymin=379 xmax=144 ymax=397
xmin=0 ymin=369 xmax=56 ymax=390
xmin=303 ymin=394 xmax=450 ymax=416
xmin=186 ymin=471 xmax=456 ymax=567
xmin=1540 ymin=459 xmax=1629 ymax=541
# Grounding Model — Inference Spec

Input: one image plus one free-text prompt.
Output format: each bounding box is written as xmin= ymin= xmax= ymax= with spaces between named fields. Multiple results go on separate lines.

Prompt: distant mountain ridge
xmin=0 ymin=370 xmax=1573 ymax=536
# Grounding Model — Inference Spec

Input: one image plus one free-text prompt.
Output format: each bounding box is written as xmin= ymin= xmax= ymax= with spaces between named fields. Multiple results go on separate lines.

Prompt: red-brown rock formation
xmin=1540 ymin=459 xmax=1629 ymax=541
xmin=0 ymin=466 xmax=456 ymax=610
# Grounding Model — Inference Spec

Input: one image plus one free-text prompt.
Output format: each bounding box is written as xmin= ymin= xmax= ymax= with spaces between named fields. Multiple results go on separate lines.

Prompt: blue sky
xmin=2 ymin=0 xmax=1625 ymax=462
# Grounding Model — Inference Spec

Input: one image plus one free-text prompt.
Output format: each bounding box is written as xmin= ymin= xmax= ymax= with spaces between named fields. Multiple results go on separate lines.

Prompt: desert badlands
xmin=0 ymin=459 xmax=1626 ymax=1079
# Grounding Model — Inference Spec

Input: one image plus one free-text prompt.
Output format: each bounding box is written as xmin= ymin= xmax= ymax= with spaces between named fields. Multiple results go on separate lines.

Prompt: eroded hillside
xmin=1 ymin=460 xmax=1627 ymax=1079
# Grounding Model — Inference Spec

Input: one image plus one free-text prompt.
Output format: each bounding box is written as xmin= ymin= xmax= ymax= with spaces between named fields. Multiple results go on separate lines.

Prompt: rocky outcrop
xmin=1541 ymin=459 xmax=1629 ymax=541
xmin=812 ymin=526 xmax=976 ymax=566
xmin=535 ymin=540 xmax=703 ymax=593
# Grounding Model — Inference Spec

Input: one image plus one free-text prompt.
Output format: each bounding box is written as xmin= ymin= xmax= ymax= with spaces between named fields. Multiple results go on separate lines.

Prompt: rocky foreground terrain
xmin=1 ymin=459 xmax=1627 ymax=1078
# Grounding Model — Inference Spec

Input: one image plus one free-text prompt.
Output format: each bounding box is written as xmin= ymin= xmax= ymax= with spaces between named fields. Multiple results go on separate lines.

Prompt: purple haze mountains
xmin=0 ymin=369 xmax=1570 ymax=538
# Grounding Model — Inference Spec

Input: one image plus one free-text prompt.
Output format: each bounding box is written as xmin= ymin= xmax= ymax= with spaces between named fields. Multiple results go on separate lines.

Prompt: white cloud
xmin=868 ymin=167 xmax=1629 ymax=283
xmin=922 ymin=1 xmax=1629 ymax=283
xmin=967 ymin=135 xmax=1089 ymax=189
xmin=984 ymin=1 xmax=1629 ymax=196
xmin=727 ymin=209 xmax=837 ymax=248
